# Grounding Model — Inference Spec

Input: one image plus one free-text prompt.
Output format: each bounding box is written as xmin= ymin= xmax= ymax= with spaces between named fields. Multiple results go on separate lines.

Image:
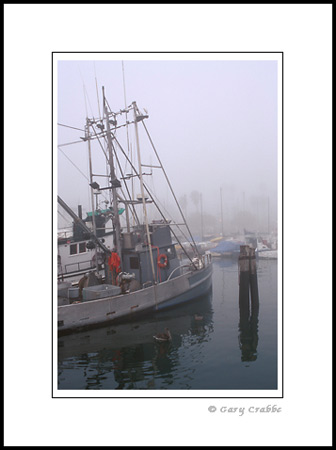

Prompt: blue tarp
xmin=211 ymin=240 xmax=243 ymax=253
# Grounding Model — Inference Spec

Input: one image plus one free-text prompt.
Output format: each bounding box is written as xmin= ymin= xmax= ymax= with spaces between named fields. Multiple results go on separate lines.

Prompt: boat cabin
xmin=121 ymin=223 xmax=180 ymax=286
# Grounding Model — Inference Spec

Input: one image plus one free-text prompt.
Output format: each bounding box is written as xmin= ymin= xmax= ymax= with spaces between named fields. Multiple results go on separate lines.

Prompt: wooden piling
xmin=238 ymin=245 xmax=250 ymax=285
xmin=249 ymin=247 xmax=259 ymax=311
xmin=238 ymin=245 xmax=250 ymax=319
xmin=238 ymin=245 xmax=259 ymax=361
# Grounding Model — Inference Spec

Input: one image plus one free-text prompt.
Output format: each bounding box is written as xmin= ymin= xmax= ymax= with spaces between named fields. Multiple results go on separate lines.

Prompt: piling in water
xmin=238 ymin=245 xmax=259 ymax=361
xmin=249 ymin=247 xmax=259 ymax=311
xmin=238 ymin=245 xmax=250 ymax=320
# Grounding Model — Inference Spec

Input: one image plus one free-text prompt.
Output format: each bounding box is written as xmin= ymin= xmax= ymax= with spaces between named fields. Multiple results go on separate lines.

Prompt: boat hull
xmin=58 ymin=263 xmax=212 ymax=334
xmin=257 ymin=250 xmax=278 ymax=259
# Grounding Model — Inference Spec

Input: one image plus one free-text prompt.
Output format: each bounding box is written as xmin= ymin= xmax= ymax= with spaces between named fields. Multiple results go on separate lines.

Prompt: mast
xmin=220 ymin=187 xmax=224 ymax=237
xmin=102 ymin=87 xmax=122 ymax=263
xmin=267 ymin=196 xmax=270 ymax=235
xmin=200 ymin=193 xmax=204 ymax=241
xmin=133 ymin=101 xmax=156 ymax=284
xmin=122 ymin=61 xmax=135 ymax=225
xmin=86 ymin=118 xmax=99 ymax=270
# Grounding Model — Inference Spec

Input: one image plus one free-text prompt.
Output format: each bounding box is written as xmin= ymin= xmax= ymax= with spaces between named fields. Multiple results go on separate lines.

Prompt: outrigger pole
xmin=102 ymin=87 xmax=123 ymax=268
xmin=57 ymin=195 xmax=110 ymax=255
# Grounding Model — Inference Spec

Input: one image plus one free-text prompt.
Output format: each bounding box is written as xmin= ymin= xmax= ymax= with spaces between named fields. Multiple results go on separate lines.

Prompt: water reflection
xmin=212 ymin=257 xmax=236 ymax=270
xmin=238 ymin=269 xmax=259 ymax=362
xmin=58 ymin=290 xmax=213 ymax=389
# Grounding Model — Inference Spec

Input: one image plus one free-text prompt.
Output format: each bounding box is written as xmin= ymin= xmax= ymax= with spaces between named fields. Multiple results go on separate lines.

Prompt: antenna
xmin=94 ymin=62 xmax=101 ymax=119
xmin=122 ymin=61 xmax=134 ymax=214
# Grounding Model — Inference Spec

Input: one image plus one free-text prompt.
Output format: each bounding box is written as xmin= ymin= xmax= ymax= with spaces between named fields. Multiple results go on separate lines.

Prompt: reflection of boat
xmin=212 ymin=257 xmax=236 ymax=269
xmin=57 ymin=91 xmax=212 ymax=334
xmin=58 ymin=292 xmax=213 ymax=361
xmin=238 ymin=251 xmax=259 ymax=362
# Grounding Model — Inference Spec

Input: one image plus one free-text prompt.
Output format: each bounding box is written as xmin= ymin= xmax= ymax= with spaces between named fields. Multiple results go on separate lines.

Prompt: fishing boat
xmin=57 ymin=88 xmax=212 ymax=335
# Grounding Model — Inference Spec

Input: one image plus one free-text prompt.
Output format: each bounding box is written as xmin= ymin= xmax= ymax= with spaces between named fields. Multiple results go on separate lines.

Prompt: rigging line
xmin=142 ymin=121 xmax=200 ymax=257
xmin=83 ymin=84 xmax=88 ymax=117
xmin=77 ymin=65 xmax=89 ymax=118
xmin=57 ymin=209 xmax=72 ymax=224
xmin=92 ymin=121 xmax=128 ymax=194
xmin=86 ymin=123 xmax=124 ymax=212
xmin=79 ymin=76 xmax=95 ymax=120
xmin=88 ymin=123 xmax=109 ymax=161
xmin=83 ymin=121 xmax=129 ymax=139
xmin=143 ymin=180 xmax=195 ymax=263
xmin=85 ymin=85 xmax=96 ymax=119
xmin=105 ymin=97 xmax=113 ymax=115
xmin=111 ymin=137 xmax=140 ymax=227
xmin=112 ymin=133 xmax=194 ymax=264
xmin=58 ymin=145 xmax=110 ymax=206
xmin=143 ymin=181 xmax=191 ymax=245
xmin=109 ymin=129 xmax=139 ymax=225
xmin=58 ymin=140 xmax=84 ymax=147
xmin=58 ymin=123 xmax=85 ymax=132
xmin=58 ymin=147 xmax=89 ymax=180
xmin=89 ymin=124 xmax=119 ymax=207
xmin=122 ymin=61 xmax=131 ymax=175
xmin=94 ymin=62 xmax=102 ymax=120
xmin=88 ymin=119 xmax=135 ymax=216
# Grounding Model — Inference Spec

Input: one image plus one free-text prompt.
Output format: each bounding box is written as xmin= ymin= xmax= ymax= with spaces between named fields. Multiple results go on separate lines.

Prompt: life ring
xmin=157 ymin=253 xmax=168 ymax=268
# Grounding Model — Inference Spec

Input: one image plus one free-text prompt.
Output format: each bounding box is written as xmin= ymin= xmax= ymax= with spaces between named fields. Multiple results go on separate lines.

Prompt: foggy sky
xmin=57 ymin=57 xmax=279 ymax=234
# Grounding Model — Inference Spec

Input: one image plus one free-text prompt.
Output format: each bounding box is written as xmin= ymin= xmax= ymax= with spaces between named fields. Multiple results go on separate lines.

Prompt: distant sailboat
xmin=256 ymin=240 xmax=277 ymax=259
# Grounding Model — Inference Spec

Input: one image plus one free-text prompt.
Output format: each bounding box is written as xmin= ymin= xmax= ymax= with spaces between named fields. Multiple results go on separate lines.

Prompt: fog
xmin=57 ymin=57 xmax=279 ymax=238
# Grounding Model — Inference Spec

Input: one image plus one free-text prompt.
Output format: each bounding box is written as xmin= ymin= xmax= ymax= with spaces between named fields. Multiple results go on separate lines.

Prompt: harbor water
xmin=57 ymin=258 xmax=278 ymax=391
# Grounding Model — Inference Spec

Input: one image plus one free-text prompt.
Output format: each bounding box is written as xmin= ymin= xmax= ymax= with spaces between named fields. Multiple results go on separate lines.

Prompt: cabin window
xmin=167 ymin=247 xmax=176 ymax=259
xmin=70 ymin=244 xmax=77 ymax=255
xmin=79 ymin=242 xmax=86 ymax=253
xmin=130 ymin=256 xmax=139 ymax=269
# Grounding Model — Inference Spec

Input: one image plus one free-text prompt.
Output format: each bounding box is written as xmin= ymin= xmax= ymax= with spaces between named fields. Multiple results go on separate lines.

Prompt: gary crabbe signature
xmin=208 ymin=405 xmax=282 ymax=416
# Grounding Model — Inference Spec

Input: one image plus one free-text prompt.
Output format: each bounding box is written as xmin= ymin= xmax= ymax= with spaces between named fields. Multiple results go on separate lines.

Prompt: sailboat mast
xmin=133 ymin=101 xmax=156 ymax=284
xmin=102 ymin=87 xmax=122 ymax=262
xmin=86 ymin=119 xmax=99 ymax=270
xmin=220 ymin=187 xmax=224 ymax=237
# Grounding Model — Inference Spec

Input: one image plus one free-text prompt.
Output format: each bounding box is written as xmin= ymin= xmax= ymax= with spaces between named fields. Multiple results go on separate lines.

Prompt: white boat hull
xmin=58 ymin=263 xmax=212 ymax=334
xmin=257 ymin=250 xmax=278 ymax=259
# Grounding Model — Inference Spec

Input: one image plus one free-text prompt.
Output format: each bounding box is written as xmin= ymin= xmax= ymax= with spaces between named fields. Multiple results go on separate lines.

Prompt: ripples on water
xmin=58 ymin=258 xmax=278 ymax=391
